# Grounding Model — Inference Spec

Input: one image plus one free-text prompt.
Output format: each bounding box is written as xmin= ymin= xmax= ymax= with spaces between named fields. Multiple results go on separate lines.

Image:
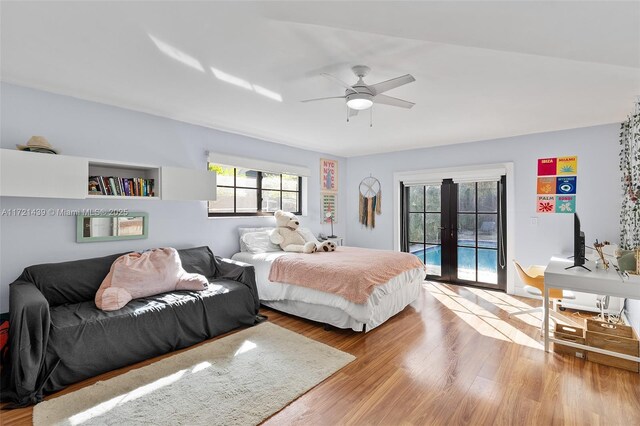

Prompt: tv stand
xmin=565 ymin=264 xmax=591 ymax=272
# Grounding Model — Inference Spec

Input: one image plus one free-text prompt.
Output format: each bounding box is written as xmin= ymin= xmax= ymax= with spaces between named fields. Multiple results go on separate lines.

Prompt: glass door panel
xmin=409 ymin=213 xmax=424 ymax=243
xmin=457 ymin=247 xmax=476 ymax=281
xmin=478 ymin=249 xmax=498 ymax=284
xmin=456 ymin=181 xmax=500 ymax=287
xmin=425 ymin=213 xmax=442 ymax=244
xmin=407 ymin=185 xmax=442 ymax=278
xmin=424 ymin=244 xmax=442 ymax=276
xmin=402 ymin=177 xmax=505 ymax=290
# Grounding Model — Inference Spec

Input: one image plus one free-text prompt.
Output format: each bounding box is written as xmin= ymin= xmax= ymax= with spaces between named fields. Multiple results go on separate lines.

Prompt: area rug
xmin=33 ymin=323 xmax=355 ymax=426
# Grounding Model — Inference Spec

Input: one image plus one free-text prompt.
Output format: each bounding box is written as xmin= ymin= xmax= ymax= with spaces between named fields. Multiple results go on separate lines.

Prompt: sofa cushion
xmin=46 ymin=277 xmax=257 ymax=392
xmin=95 ymin=248 xmax=208 ymax=311
xmin=20 ymin=252 xmax=127 ymax=307
xmin=178 ymin=246 xmax=217 ymax=278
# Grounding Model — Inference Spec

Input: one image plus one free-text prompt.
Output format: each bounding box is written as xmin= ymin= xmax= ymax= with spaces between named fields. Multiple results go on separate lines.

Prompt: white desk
xmin=544 ymin=256 xmax=640 ymax=364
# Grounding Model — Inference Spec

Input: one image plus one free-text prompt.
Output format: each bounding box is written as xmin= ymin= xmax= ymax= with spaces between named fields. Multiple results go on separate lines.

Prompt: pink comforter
xmin=268 ymin=246 xmax=425 ymax=304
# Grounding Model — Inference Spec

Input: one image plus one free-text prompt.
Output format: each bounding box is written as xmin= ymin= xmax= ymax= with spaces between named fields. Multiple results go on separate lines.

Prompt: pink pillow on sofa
xmin=95 ymin=247 xmax=208 ymax=311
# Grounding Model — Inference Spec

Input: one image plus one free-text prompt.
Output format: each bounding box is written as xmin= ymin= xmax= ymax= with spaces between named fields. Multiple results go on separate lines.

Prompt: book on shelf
xmin=88 ymin=177 xmax=101 ymax=195
xmin=88 ymin=176 xmax=155 ymax=197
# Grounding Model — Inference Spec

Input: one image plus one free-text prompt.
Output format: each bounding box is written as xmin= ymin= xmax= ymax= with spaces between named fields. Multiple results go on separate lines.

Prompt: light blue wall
xmin=0 ymin=83 xmax=347 ymax=312
xmin=2 ymin=83 xmax=633 ymax=329
xmin=345 ymin=124 xmax=622 ymax=294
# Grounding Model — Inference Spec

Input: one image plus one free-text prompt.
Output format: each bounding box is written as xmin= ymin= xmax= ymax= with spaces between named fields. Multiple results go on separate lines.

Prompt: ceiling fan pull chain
xmin=346 ymin=107 xmax=350 ymax=123
xmin=370 ymin=106 xmax=373 ymax=128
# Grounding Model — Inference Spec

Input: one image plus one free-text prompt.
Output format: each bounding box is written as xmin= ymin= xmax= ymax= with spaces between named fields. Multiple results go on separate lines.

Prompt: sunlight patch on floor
xmin=465 ymin=287 xmax=543 ymax=328
xmin=427 ymin=284 xmax=543 ymax=350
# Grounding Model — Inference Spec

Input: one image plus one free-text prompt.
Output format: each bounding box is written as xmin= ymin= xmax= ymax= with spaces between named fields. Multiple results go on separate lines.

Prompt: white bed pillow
xmin=238 ymin=227 xmax=275 ymax=252
xmin=242 ymin=231 xmax=282 ymax=253
xmin=298 ymin=227 xmax=319 ymax=244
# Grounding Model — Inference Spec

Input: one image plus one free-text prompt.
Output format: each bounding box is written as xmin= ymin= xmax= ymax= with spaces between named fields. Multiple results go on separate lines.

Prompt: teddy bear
xmin=269 ymin=210 xmax=336 ymax=253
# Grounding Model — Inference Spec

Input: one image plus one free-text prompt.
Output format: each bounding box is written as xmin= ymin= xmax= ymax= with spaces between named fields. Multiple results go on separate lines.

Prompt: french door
xmin=402 ymin=177 xmax=507 ymax=290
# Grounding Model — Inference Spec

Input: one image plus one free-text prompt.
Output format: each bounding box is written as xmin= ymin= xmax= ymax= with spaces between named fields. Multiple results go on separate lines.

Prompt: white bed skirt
xmin=263 ymin=280 xmax=422 ymax=332
xmin=232 ymin=251 xmax=424 ymax=332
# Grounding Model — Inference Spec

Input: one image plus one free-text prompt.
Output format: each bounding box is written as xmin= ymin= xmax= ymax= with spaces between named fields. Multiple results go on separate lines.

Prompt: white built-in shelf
xmin=86 ymin=195 xmax=161 ymax=200
xmin=0 ymin=149 xmax=216 ymax=201
xmin=88 ymin=159 xmax=160 ymax=198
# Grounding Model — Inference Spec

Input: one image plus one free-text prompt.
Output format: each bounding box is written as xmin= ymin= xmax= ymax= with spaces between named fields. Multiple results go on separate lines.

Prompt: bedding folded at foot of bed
xmin=267 ymin=246 xmax=425 ymax=304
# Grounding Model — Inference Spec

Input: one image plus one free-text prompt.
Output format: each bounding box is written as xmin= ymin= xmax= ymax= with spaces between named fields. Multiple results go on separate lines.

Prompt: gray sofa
xmin=1 ymin=246 xmax=260 ymax=406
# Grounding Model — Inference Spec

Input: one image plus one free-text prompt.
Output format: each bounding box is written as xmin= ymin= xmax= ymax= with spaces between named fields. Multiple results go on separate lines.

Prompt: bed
xmin=231 ymin=228 xmax=424 ymax=332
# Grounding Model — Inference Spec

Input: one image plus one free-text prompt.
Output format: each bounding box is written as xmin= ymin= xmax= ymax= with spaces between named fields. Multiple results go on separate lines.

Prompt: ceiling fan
xmin=301 ymin=65 xmax=416 ymax=120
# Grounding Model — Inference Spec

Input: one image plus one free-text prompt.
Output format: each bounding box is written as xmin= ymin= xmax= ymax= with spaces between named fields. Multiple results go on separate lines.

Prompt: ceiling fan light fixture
xmin=346 ymin=94 xmax=373 ymax=110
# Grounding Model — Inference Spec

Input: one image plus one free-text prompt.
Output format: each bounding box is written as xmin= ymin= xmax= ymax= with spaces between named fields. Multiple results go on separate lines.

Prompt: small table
xmin=544 ymin=255 xmax=640 ymax=365
xmin=324 ymin=236 xmax=344 ymax=246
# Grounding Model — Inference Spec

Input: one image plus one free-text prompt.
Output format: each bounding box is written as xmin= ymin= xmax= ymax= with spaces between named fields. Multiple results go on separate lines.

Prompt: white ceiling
xmin=2 ymin=1 xmax=639 ymax=157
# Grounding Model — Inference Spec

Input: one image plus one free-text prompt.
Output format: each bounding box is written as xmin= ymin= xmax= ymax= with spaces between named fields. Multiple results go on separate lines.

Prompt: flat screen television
xmin=566 ymin=213 xmax=589 ymax=271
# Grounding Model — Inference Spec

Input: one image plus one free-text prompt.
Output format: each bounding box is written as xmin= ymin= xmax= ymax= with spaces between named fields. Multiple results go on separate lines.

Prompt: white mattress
xmin=231 ymin=251 xmax=424 ymax=327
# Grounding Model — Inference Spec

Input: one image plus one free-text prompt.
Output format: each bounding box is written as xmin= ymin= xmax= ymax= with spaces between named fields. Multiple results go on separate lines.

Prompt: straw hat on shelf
xmin=16 ymin=136 xmax=58 ymax=154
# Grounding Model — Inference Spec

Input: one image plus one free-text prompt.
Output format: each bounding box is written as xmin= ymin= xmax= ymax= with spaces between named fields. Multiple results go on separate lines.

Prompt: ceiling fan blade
xmin=370 ymin=74 xmax=415 ymax=95
xmin=374 ymin=94 xmax=415 ymax=109
xmin=321 ymin=73 xmax=359 ymax=93
xmin=300 ymin=96 xmax=346 ymax=103
xmin=348 ymin=108 xmax=359 ymax=117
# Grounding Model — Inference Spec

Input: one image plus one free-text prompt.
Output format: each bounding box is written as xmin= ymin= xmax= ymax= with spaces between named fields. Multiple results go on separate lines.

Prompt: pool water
xmin=411 ymin=245 xmax=498 ymax=284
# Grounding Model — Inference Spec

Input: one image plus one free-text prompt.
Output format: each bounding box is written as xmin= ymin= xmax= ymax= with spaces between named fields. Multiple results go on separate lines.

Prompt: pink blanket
xmin=268 ymin=246 xmax=425 ymax=304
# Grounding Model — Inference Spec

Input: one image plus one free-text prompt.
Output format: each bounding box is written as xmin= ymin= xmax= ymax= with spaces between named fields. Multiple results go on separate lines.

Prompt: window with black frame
xmin=207 ymin=163 xmax=302 ymax=216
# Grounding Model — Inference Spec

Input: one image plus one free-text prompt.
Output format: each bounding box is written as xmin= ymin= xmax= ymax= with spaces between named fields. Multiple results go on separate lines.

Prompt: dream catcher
xmin=359 ymin=175 xmax=381 ymax=229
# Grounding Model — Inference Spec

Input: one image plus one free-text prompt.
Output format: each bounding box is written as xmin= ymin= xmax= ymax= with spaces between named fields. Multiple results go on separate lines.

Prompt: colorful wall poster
xmin=555 ymin=195 xmax=576 ymax=213
xmin=556 ymin=176 xmax=577 ymax=194
xmin=556 ymin=156 xmax=578 ymax=175
xmin=321 ymin=192 xmax=337 ymax=223
xmin=536 ymin=196 xmax=555 ymax=213
xmin=536 ymin=177 xmax=556 ymax=194
xmin=536 ymin=155 xmax=577 ymax=214
xmin=320 ymin=158 xmax=338 ymax=192
xmin=537 ymin=158 xmax=557 ymax=176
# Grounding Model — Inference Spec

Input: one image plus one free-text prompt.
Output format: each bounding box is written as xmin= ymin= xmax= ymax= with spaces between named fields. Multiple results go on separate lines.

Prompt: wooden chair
xmin=510 ymin=260 xmax=580 ymax=333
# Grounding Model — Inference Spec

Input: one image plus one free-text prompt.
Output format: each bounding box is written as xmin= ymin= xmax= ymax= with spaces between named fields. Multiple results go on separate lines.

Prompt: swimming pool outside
xmin=411 ymin=244 xmax=498 ymax=284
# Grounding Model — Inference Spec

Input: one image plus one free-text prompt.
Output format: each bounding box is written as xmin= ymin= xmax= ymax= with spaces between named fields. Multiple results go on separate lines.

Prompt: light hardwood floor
xmin=2 ymin=282 xmax=639 ymax=425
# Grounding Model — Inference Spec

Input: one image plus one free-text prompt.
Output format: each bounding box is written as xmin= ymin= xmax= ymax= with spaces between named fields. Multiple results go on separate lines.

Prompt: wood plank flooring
xmin=2 ymin=282 xmax=639 ymax=425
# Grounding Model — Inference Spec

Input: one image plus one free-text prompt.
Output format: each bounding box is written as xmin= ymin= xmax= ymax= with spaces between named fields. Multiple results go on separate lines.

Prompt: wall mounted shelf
xmin=0 ymin=149 xmax=216 ymax=201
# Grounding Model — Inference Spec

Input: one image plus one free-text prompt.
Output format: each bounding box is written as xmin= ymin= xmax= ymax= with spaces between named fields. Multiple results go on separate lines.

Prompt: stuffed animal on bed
xmin=270 ymin=210 xmax=336 ymax=253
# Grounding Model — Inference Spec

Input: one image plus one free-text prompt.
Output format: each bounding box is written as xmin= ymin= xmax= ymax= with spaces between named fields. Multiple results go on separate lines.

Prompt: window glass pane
xmin=477 ymin=181 xmax=497 ymax=212
xmin=425 ymin=244 xmax=441 ymax=277
xmin=409 ymin=213 xmax=424 ymax=243
xmin=409 ymin=186 xmax=424 ymax=212
xmin=236 ymin=188 xmax=258 ymax=212
xmin=209 ymin=164 xmax=234 ymax=187
xmin=478 ymin=249 xmax=498 ymax=284
xmin=282 ymin=174 xmax=299 ymax=191
xmin=457 ymin=214 xmax=476 ymax=246
xmin=458 ymin=183 xmax=476 ymax=212
xmin=261 ymin=190 xmax=281 ymax=212
xmin=458 ymin=247 xmax=476 ymax=281
xmin=478 ymin=214 xmax=498 ymax=248
xmin=236 ymin=168 xmax=258 ymax=188
xmin=425 ymin=213 xmax=441 ymax=244
xmin=207 ymin=166 xmax=302 ymax=216
xmin=208 ymin=187 xmax=234 ymax=213
xmin=425 ymin=185 xmax=441 ymax=212
xmin=282 ymin=191 xmax=298 ymax=212
xmin=262 ymin=173 xmax=280 ymax=190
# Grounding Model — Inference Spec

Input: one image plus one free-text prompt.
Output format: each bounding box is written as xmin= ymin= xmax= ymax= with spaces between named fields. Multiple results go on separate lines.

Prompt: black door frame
xmin=402 ymin=177 xmax=507 ymax=291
